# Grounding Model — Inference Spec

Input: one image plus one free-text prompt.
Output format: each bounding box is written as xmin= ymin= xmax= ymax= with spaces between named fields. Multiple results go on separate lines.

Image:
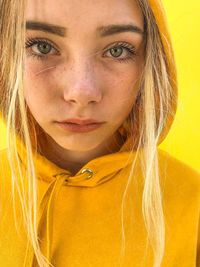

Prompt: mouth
xmin=55 ymin=121 xmax=105 ymax=133
xmin=58 ymin=118 xmax=104 ymax=125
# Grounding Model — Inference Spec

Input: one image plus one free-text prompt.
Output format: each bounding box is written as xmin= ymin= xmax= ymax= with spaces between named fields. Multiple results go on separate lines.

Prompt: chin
xmin=46 ymin=129 xmax=110 ymax=152
xmin=57 ymin=138 xmax=101 ymax=152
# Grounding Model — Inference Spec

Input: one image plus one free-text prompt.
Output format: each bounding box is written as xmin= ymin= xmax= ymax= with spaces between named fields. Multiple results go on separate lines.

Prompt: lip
xmin=56 ymin=121 xmax=105 ymax=133
xmin=58 ymin=118 xmax=103 ymax=125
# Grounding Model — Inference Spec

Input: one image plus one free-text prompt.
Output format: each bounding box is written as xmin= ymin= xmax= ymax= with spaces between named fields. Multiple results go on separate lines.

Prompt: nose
xmin=62 ymin=58 xmax=102 ymax=106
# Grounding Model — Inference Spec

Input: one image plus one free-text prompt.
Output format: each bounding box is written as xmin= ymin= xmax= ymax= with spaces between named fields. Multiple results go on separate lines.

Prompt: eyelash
xmin=25 ymin=37 xmax=137 ymax=63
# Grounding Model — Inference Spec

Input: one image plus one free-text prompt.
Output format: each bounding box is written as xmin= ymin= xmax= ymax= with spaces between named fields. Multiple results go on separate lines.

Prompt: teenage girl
xmin=0 ymin=0 xmax=200 ymax=266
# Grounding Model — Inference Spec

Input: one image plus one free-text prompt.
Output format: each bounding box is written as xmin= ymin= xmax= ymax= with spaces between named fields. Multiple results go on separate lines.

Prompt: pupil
xmin=38 ymin=42 xmax=51 ymax=54
xmin=111 ymin=47 xmax=122 ymax=57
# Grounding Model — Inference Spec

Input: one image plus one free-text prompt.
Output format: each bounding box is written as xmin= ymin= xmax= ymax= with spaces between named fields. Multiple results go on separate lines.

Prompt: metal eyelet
xmin=80 ymin=168 xmax=93 ymax=179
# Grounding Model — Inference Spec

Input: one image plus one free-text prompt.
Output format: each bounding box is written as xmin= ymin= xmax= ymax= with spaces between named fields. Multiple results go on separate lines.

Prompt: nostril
xmin=63 ymin=84 xmax=102 ymax=105
xmin=69 ymin=99 xmax=76 ymax=103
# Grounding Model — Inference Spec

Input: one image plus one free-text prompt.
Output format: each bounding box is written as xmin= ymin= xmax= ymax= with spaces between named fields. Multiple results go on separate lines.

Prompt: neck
xmin=38 ymin=131 xmax=125 ymax=175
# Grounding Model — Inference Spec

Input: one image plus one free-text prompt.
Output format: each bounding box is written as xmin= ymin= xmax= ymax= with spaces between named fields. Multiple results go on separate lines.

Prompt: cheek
xmin=24 ymin=64 xmax=52 ymax=121
xmin=24 ymin=61 xmax=55 ymax=103
xmin=108 ymin=67 xmax=141 ymax=102
xmin=108 ymin=68 xmax=142 ymax=118
xmin=103 ymin=76 xmax=140 ymax=127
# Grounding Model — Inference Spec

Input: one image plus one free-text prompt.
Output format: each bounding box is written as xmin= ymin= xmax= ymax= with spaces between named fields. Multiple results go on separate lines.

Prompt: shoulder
xmin=157 ymin=148 xmax=200 ymax=198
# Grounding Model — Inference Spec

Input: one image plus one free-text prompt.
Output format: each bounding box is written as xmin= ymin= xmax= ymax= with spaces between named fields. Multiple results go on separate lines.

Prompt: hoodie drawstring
xmin=30 ymin=173 xmax=66 ymax=266
xmin=31 ymin=170 xmax=94 ymax=266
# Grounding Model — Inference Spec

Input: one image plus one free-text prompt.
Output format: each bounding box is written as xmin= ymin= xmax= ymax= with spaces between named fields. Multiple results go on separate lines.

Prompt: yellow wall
xmin=0 ymin=0 xmax=199 ymax=172
xmin=159 ymin=0 xmax=200 ymax=172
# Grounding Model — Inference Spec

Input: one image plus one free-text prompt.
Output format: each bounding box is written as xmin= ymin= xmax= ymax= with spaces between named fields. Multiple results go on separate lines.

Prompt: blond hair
xmin=0 ymin=0 xmax=177 ymax=266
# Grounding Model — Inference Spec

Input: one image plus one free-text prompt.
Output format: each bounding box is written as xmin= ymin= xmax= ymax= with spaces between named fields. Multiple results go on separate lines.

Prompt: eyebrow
xmin=26 ymin=21 xmax=66 ymax=37
xmin=26 ymin=21 xmax=144 ymax=37
xmin=97 ymin=24 xmax=144 ymax=36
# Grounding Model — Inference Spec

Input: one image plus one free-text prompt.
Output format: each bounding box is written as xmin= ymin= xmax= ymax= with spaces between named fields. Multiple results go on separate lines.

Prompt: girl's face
xmin=25 ymin=0 xmax=145 ymax=153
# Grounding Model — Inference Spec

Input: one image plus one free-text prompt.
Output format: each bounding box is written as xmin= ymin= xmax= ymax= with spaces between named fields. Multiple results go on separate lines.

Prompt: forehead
xmin=26 ymin=0 xmax=144 ymax=33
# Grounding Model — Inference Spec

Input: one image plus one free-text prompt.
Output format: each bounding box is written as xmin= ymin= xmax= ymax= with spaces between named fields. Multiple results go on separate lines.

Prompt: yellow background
xmin=159 ymin=0 xmax=200 ymax=172
xmin=0 ymin=0 xmax=199 ymax=172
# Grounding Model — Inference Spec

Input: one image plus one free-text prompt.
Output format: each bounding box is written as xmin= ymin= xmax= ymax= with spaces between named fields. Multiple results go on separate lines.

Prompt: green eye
xmin=25 ymin=37 xmax=59 ymax=61
xmin=37 ymin=42 xmax=52 ymax=54
xmin=110 ymin=47 xmax=123 ymax=58
xmin=104 ymin=42 xmax=137 ymax=63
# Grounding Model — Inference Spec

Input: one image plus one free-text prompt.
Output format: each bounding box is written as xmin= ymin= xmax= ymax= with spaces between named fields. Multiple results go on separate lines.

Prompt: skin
xmin=25 ymin=0 xmax=145 ymax=175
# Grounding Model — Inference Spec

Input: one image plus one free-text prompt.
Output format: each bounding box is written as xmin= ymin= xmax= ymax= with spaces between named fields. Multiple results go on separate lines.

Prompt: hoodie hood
xmin=14 ymin=0 xmax=178 ymax=187
xmin=8 ymin=0 xmax=177 ymax=186
xmin=6 ymin=0 xmax=178 ymax=183
xmin=12 ymin=0 xmax=178 ymax=264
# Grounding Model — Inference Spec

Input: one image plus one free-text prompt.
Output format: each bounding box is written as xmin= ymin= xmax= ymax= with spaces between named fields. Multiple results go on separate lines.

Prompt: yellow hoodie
xmin=0 ymin=136 xmax=200 ymax=267
xmin=0 ymin=0 xmax=200 ymax=267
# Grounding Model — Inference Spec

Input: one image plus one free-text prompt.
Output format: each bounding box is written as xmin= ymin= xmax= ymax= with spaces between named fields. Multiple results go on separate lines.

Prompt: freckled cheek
xmin=24 ymin=67 xmax=54 ymax=120
xmin=108 ymin=69 xmax=141 ymax=101
xmin=105 ymin=76 xmax=140 ymax=121
xmin=24 ymin=62 xmax=57 ymax=97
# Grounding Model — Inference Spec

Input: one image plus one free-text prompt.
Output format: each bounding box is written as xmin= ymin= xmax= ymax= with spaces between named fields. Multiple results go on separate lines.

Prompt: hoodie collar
xmin=16 ymin=135 xmax=138 ymax=188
